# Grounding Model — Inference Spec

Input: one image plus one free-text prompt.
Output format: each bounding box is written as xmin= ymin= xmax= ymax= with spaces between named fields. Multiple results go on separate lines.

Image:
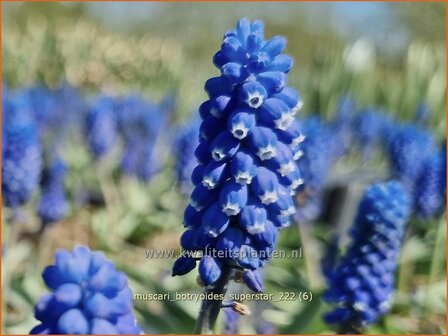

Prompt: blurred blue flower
xmin=294 ymin=116 xmax=331 ymax=222
xmin=414 ymin=149 xmax=445 ymax=218
xmin=85 ymin=96 xmax=118 ymax=159
xmin=2 ymin=92 xmax=42 ymax=209
xmin=386 ymin=123 xmax=436 ymax=190
xmin=117 ymin=95 xmax=172 ymax=182
xmin=30 ymin=246 xmax=141 ymax=334
xmin=223 ymin=308 xmax=240 ymax=334
xmin=173 ymin=18 xmax=303 ymax=289
xmin=324 ymin=181 xmax=410 ymax=329
xmin=37 ymin=158 xmax=69 ymax=227
xmin=329 ymin=95 xmax=356 ymax=160
xmin=173 ymin=117 xmax=201 ymax=195
xmin=27 ymin=85 xmax=58 ymax=135
xmin=353 ymin=109 xmax=392 ymax=159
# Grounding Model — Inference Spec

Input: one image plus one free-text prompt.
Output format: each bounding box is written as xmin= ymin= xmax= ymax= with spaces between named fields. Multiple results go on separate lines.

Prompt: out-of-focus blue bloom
xmin=117 ymin=95 xmax=172 ymax=182
xmin=255 ymin=320 xmax=277 ymax=334
xmin=223 ymin=308 xmax=240 ymax=334
xmin=173 ymin=18 xmax=303 ymax=288
xmin=30 ymin=246 xmax=141 ymax=334
xmin=386 ymin=123 xmax=436 ymax=190
xmin=414 ymin=150 xmax=445 ymax=218
xmin=37 ymin=158 xmax=69 ymax=227
xmin=85 ymin=96 xmax=118 ymax=159
xmin=173 ymin=117 xmax=201 ymax=195
xmin=329 ymin=96 xmax=356 ymax=160
xmin=2 ymin=92 xmax=42 ymax=209
xmin=353 ymin=109 xmax=392 ymax=159
xmin=27 ymin=85 xmax=58 ymax=135
xmin=294 ymin=116 xmax=331 ymax=223
xmin=324 ymin=181 xmax=410 ymax=329
xmin=440 ymin=141 xmax=446 ymax=199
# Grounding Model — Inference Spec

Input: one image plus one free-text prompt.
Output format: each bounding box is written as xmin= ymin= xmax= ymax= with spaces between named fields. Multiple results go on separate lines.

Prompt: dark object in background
xmin=320 ymin=170 xmax=387 ymax=247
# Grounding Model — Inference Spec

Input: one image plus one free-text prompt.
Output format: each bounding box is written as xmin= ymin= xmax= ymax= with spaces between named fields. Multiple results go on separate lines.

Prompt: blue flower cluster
xmin=414 ymin=148 xmax=445 ymax=218
xmin=353 ymin=109 xmax=392 ymax=159
xmin=117 ymin=95 xmax=172 ymax=182
xmin=37 ymin=158 xmax=69 ymax=227
xmin=385 ymin=123 xmax=446 ymax=218
xmin=324 ymin=181 xmax=410 ymax=328
xmin=173 ymin=117 xmax=201 ymax=195
xmin=2 ymin=91 xmax=42 ymax=209
xmin=30 ymin=246 xmax=141 ymax=334
xmin=294 ymin=116 xmax=331 ymax=222
xmin=329 ymin=96 xmax=356 ymax=161
xmin=386 ymin=123 xmax=435 ymax=187
xmin=172 ymin=18 xmax=303 ymax=290
xmin=86 ymin=96 xmax=118 ymax=159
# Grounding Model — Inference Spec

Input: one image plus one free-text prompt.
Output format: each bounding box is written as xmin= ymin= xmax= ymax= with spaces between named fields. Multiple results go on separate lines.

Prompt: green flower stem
xmin=194 ymin=266 xmax=233 ymax=334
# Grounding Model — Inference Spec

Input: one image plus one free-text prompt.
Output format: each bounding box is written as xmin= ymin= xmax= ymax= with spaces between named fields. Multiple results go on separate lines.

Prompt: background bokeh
xmin=2 ymin=2 xmax=446 ymax=334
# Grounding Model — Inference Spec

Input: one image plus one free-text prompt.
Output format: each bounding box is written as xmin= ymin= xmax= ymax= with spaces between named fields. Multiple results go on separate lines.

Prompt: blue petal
xmin=202 ymin=161 xmax=229 ymax=189
xmin=219 ymin=180 xmax=248 ymax=216
xmin=194 ymin=142 xmax=212 ymax=165
xmin=210 ymin=131 xmax=240 ymax=161
xmin=251 ymin=167 xmax=279 ymax=205
xmin=190 ymin=184 xmax=218 ymax=211
xmin=248 ymin=126 xmax=278 ymax=161
xmin=242 ymin=269 xmax=264 ymax=292
xmin=221 ymin=62 xmax=249 ymax=84
xmin=230 ymin=151 xmax=257 ymax=185
xmin=183 ymin=205 xmax=203 ymax=228
xmin=261 ymin=36 xmax=286 ymax=58
xmin=239 ymin=81 xmax=267 ymax=109
xmin=91 ymin=318 xmax=119 ymax=334
xmin=239 ymin=199 xmax=267 ymax=234
xmin=199 ymin=256 xmax=223 ymax=285
xmin=202 ymin=202 xmax=230 ymax=237
xmin=228 ymin=110 xmax=256 ymax=140
xmin=54 ymin=283 xmax=82 ymax=308
xmin=57 ymin=309 xmax=89 ymax=334
xmin=172 ymin=256 xmax=197 ymax=276
xmin=257 ymin=71 xmax=286 ymax=94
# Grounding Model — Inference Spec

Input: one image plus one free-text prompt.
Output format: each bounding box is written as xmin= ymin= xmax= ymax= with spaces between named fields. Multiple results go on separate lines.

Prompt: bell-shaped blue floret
xmin=172 ymin=256 xmax=197 ymax=276
xmin=202 ymin=161 xmax=230 ymax=189
xmin=199 ymin=256 xmax=223 ymax=285
xmin=251 ymin=167 xmax=279 ymax=205
xmin=190 ymin=184 xmax=218 ymax=211
xmin=219 ymin=180 xmax=248 ymax=216
xmin=202 ymin=202 xmax=230 ymax=237
xmin=248 ymin=126 xmax=278 ymax=161
xmin=242 ymin=269 xmax=264 ymax=292
xmin=230 ymin=151 xmax=257 ymax=185
xmin=239 ymin=198 xmax=267 ymax=234
xmin=228 ymin=110 xmax=256 ymax=140
xmin=210 ymin=131 xmax=240 ymax=161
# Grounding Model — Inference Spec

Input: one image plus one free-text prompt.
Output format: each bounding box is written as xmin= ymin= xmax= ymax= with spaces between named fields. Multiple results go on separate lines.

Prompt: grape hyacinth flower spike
xmin=37 ymin=158 xmax=69 ymax=229
xmin=85 ymin=96 xmax=118 ymax=159
xmin=171 ymin=18 xmax=303 ymax=333
xmin=2 ymin=92 xmax=42 ymax=212
xmin=323 ymin=181 xmax=410 ymax=333
xmin=30 ymin=246 xmax=141 ymax=334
